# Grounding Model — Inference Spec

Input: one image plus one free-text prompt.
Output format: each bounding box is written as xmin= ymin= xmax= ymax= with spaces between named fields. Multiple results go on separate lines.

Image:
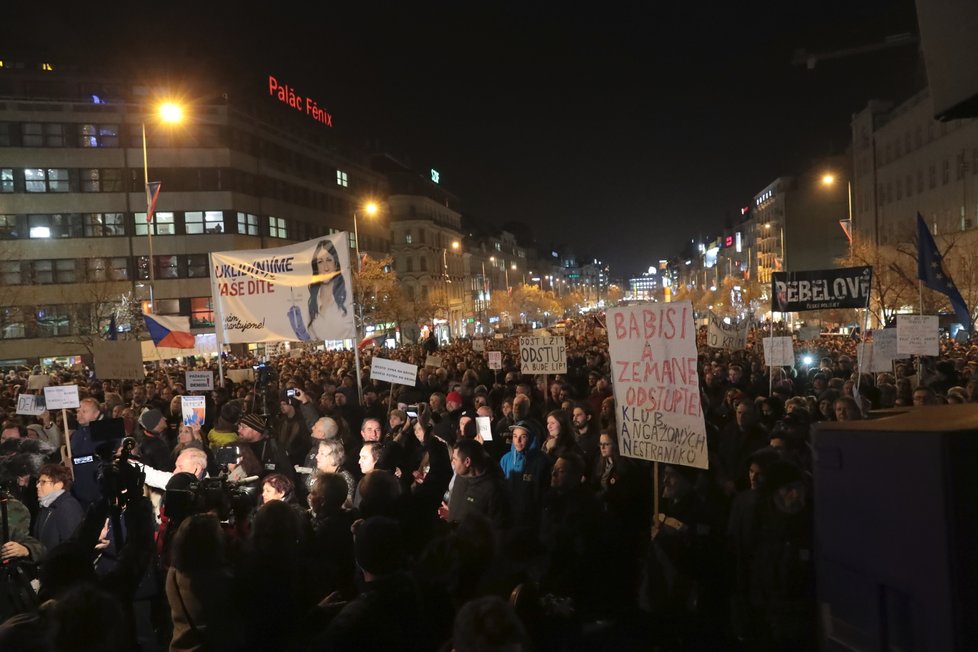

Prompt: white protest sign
xmin=43 ymin=385 xmax=80 ymax=410
xmin=762 ymin=336 xmax=795 ymax=367
xmin=425 ymin=354 xmax=443 ymax=368
xmin=897 ymin=315 xmax=939 ymax=356
xmin=94 ymin=340 xmax=145 ymax=380
xmin=607 ymin=302 xmax=708 ymax=470
xmin=185 ymin=371 xmax=215 ymax=392
xmin=706 ymin=311 xmax=748 ymax=351
xmin=856 ymin=342 xmax=874 ymax=374
xmin=871 ymin=329 xmax=899 ymax=371
xmin=181 ymin=395 xmax=206 ymax=427
xmin=370 ymin=357 xmax=418 ymax=387
xmin=27 ymin=374 xmax=51 ymax=390
xmin=488 ymin=351 xmax=502 ymax=370
xmin=226 ymin=368 xmax=255 ymax=384
xmin=476 ymin=416 xmax=493 ymax=441
xmin=16 ymin=394 xmax=46 ymax=416
xmin=519 ymin=336 xmax=567 ymax=374
xmin=472 ymin=339 xmax=486 ymax=352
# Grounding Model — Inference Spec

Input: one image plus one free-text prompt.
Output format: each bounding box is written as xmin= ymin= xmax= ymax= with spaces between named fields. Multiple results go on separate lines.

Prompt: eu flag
xmin=916 ymin=213 xmax=973 ymax=331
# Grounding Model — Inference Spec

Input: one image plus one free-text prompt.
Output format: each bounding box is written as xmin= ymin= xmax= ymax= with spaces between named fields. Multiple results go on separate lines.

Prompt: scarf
xmin=40 ymin=488 xmax=65 ymax=509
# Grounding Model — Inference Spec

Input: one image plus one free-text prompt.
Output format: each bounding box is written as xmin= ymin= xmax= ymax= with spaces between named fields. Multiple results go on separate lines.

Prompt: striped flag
xmin=143 ymin=314 xmax=195 ymax=348
xmin=146 ymin=181 xmax=162 ymax=223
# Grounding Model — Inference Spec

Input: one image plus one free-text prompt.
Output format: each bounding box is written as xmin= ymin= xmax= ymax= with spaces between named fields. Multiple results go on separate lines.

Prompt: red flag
xmin=146 ymin=181 xmax=162 ymax=223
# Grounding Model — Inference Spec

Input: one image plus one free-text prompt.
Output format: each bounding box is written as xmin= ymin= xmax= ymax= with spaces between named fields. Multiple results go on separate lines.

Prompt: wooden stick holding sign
xmin=44 ymin=385 xmax=80 ymax=474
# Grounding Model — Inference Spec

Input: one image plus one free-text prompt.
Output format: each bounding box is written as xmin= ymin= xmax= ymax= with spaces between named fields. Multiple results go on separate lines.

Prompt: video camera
xmin=164 ymin=473 xmax=257 ymax=525
xmin=90 ymin=418 xmax=144 ymax=511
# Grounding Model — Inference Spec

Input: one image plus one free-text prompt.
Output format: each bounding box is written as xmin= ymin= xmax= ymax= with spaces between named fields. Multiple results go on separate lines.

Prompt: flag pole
xmin=142 ymin=122 xmax=156 ymax=313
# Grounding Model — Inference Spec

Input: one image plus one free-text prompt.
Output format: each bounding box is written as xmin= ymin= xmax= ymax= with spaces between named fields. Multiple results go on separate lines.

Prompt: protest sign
xmin=43 ymin=385 xmax=80 ymax=410
xmin=476 ymin=416 xmax=493 ymax=441
xmin=897 ymin=315 xmax=939 ymax=356
xmin=762 ymin=336 xmax=795 ymax=367
xmin=797 ymin=326 xmax=822 ymax=340
xmin=370 ymin=357 xmax=418 ymax=386
xmin=488 ymin=351 xmax=502 ymax=370
xmin=181 ymin=395 xmax=206 ymax=427
xmin=27 ymin=374 xmax=51 ymax=390
xmin=94 ymin=340 xmax=145 ymax=380
xmin=519 ymin=336 xmax=567 ymax=374
xmin=871 ymin=329 xmax=900 ymax=370
xmin=16 ymin=394 xmax=45 ymax=416
xmin=472 ymin=339 xmax=485 ymax=352
xmin=425 ymin=354 xmax=443 ymax=368
xmin=606 ymin=302 xmax=707 ymax=470
xmin=226 ymin=368 xmax=255 ymax=384
xmin=772 ymin=266 xmax=872 ymax=312
xmin=706 ymin=311 xmax=748 ymax=351
xmin=185 ymin=371 xmax=215 ymax=392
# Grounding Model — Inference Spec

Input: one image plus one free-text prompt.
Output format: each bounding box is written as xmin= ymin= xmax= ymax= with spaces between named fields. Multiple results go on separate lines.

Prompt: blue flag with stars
xmin=916 ymin=213 xmax=973 ymax=331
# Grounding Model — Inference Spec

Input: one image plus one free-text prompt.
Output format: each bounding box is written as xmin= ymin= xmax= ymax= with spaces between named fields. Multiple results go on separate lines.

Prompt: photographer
xmin=237 ymin=413 xmax=295 ymax=484
xmin=272 ymin=390 xmax=313 ymax=467
xmin=69 ymin=397 xmax=107 ymax=508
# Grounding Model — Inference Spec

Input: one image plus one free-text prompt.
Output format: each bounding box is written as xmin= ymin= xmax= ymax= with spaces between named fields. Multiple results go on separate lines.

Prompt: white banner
xmin=897 ymin=315 xmax=939 ymax=356
xmin=763 ymin=336 xmax=795 ymax=367
xmin=519 ymin=336 xmax=567 ymax=374
xmin=94 ymin=340 xmax=145 ymax=380
xmin=706 ymin=311 xmax=748 ymax=351
xmin=607 ymin=302 xmax=707 ymax=470
xmin=43 ymin=385 xmax=80 ymax=410
xmin=185 ymin=370 xmax=215 ymax=392
xmin=210 ymin=233 xmax=355 ymax=344
xmin=370 ymin=357 xmax=418 ymax=386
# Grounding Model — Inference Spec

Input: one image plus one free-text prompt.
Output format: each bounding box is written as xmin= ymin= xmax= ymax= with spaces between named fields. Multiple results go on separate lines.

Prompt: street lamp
xmin=142 ymin=100 xmax=184 ymax=312
xmin=353 ymin=201 xmax=379 ymax=270
xmin=822 ymin=172 xmax=853 ymax=256
xmin=351 ymin=200 xmax=378 ymax=404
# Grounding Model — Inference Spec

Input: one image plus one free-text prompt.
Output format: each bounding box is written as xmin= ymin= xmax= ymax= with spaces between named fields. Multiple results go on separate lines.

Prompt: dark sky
xmin=6 ymin=1 xmax=922 ymax=275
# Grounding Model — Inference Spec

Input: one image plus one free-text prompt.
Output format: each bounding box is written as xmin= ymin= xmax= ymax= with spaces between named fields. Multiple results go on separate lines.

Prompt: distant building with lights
xmin=628 ymin=269 xmax=659 ymax=301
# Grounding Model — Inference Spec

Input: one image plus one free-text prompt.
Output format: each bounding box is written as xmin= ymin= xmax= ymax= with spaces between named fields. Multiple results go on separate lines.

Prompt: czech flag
xmin=143 ymin=314 xmax=195 ymax=348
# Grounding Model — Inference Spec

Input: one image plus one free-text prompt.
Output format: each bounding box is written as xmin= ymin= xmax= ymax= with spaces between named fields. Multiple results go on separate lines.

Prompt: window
xmin=420 ymin=257 xmax=428 ymax=272
xmin=0 ymin=307 xmax=25 ymax=339
xmin=156 ymin=255 xmax=179 ymax=279
xmin=36 ymin=305 xmax=72 ymax=336
xmin=87 ymin=257 xmax=129 ymax=281
xmin=336 ymin=170 xmax=348 ymax=187
xmin=80 ymin=168 xmax=123 ymax=192
xmin=22 ymin=123 xmax=64 ymax=147
xmin=0 ymin=215 xmax=17 ymax=238
xmin=237 ymin=212 xmax=259 ymax=235
xmin=185 ymin=211 xmax=225 ymax=234
xmin=32 ymin=259 xmax=76 ymax=284
xmin=943 ymin=159 xmax=950 ymax=185
xmin=134 ymin=212 xmax=175 ymax=235
xmin=347 ymin=232 xmax=356 ymax=250
xmin=405 ymin=232 xmax=413 ymax=244
xmin=28 ymin=214 xmax=83 ymax=238
xmin=190 ymin=297 xmax=214 ymax=328
xmin=24 ymin=168 xmax=68 ymax=192
xmin=154 ymin=299 xmax=181 ymax=315
xmin=187 ymin=254 xmax=208 ymax=278
xmin=0 ymin=261 xmax=21 ymax=285
xmin=494 ymin=242 xmax=501 ymax=251
xmin=84 ymin=213 xmax=125 ymax=236
xmin=269 ymin=216 xmax=287 ymax=238
xmin=1 ymin=168 xmax=12 ymax=192
xmin=78 ymin=124 xmax=119 ymax=148
xmin=406 ymin=257 xmax=414 ymax=273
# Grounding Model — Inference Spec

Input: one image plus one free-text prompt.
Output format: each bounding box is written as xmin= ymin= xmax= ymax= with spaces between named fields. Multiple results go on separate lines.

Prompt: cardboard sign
xmin=519 ymin=336 xmax=567 ymax=374
xmin=185 ymin=371 xmax=215 ymax=392
xmin=370 ymin=357 xmax=418 ymax=387
xmin=871 ymin=329 xmax=900 ymax=370
xmin=706 ymin=311 xmax=748 ymax=351
xmin=476 ymin=416 xmax=493 ymax=441
xmin=16 ymin=394 xmax=46 ymax=416
xmin=425 ymin=354 xmax=443 ymax=368
xmin=43 ymin=385 xmax=80 ymax=410
xmin=897 ymin=315 xmax=939 ymax=356
xmin=26 ymin=374 xmax=51 ymax=390
xmin=472 ymin=338 xmax=486 ymax=352
xmin=762 ymin=336 xmax=795 ymax=367
xmin=94 ymin=340 xmax=145 ymax=380
xmin=181 ymin=395 xmax=206 ymax=427
xmin=226 ymin=368 xmax=256 ymax=384
xmin=606 ymin=302 xmax=708 ymax=470
xmin=488 ymin=351 xmax=502 ymax=370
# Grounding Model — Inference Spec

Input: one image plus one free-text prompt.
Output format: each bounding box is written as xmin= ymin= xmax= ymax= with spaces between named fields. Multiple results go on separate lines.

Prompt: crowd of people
xmin=0 ymin=317 xmax=974 ymax=651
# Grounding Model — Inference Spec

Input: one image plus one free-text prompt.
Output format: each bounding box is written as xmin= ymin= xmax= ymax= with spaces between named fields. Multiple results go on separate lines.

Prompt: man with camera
xmin=237 ymin=413 xmax=296 ymax=484
xmin=273 ymin=389 xmax=316 ymax=466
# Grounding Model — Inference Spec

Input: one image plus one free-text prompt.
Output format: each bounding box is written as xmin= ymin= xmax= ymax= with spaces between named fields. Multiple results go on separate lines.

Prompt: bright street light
xmin=159 ymin=102 xmax=184 ymax=124
xmin=821 ymin=173 xmax=835 ymax=186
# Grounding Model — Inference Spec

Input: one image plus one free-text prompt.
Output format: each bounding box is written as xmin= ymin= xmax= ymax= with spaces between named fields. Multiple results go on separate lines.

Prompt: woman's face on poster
xmin=315 ymin=247 xmax=338 ymax=273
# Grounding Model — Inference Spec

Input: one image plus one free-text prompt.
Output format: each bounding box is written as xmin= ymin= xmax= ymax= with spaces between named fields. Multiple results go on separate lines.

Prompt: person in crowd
xmin=236 ymin=412 xmax=295 ymax=483
xmin=541 ymin=409 xmax=582 ymax=459
xmin=571 ymin=401 xmax=601 ymax=468
xmin=442 ymin=438 xmax=511 ymax=531
xmin=314 ymin=438 xmax=355 ymax=505
xmin=499 ymin=420 xmax=550 ymax=530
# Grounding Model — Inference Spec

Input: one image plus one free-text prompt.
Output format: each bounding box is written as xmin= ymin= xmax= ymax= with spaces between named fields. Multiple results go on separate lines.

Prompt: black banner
xmin=772 ymin=266 xmax=872 ymax=312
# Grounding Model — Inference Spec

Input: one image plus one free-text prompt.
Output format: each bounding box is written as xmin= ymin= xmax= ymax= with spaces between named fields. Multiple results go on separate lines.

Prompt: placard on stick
xmin=185 ymin=370 xmax=215 ymax=392
xmin=762 ymin=336 xmax=795 ymax=367
xmin=896 ymin=315 xmax=939 ymax=356
xmin=487 ymin=351 xmax=502 ymax=370
xmin=518 ymin=336 xmax=567 ymax=374
xmin=16 ymin=394 xmax=46 ymax=416
xmin=370 ymin=357 xmax=418 ymax=386
xmin=181 ymin=395 xmax=206 ymax=427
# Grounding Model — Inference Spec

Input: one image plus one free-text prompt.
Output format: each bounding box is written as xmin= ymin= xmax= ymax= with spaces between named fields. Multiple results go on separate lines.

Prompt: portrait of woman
xmin=305 ymin=239 xmax=355 ymax=341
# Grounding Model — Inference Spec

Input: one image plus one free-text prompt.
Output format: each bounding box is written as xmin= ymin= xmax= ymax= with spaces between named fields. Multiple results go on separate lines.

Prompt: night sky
xmin=5 ymin=1 xmax=922 ymax=275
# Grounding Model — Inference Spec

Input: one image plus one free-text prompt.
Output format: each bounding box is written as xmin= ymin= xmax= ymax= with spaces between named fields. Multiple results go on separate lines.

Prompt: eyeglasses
xmin=36 ymin=479 xmax=55 ymax=486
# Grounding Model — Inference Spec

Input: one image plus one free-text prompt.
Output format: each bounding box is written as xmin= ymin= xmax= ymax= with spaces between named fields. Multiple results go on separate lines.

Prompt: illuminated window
xmin=269 ymin=216 xmax=287 ymax=238
xmin=84 ymin=213 xmax=125 ymax=237
xmin=28 ymin=214 xmax=83 ymax=238
xmin=134 ymin=212 xmax=175 ymax=236
xmin=80 ymin=168 xmax=123 ymax=192
xmin=22 ymin=123 xmax=64 ymax=147
xmin=0 ymin=215 xmax=16 ymax=238
xmin=336 ymin=170 xmax=348 ymax=187
xmin=86 ymin=257 xmax=129 ymax=281
xmin=185 ymin=211 xmax=225 ymax=234
xmin=156 ymin=255 xmax=179 ymax=279
xmin=0 ymin=307 xmax=25 ymax=339
xmin=405 ymin=232 xmax=412 ymax=244
xmin=24 ymin=168 xmax=69 ymax=192
xmin=236 ymin=212 xmax=258 ymax=235
xmin=1 ymin=169 xmax=12 ymax=192
xmin=79 ymin=124 xmax=120 ymax=148
xmin=190 ymin=297 xmax=214 ymax=328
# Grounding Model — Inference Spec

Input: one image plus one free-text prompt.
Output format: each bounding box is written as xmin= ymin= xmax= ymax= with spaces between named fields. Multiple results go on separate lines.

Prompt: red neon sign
xmin=268 ymin=75 xmax=333 ymax=127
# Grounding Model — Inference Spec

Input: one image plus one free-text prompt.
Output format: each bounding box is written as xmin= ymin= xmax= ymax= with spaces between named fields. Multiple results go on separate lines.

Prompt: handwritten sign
xmin=43 ymin=385 xmax=80 ymax=410
xmin=607 ymin=302 xmax=707 ymax=470
xmin=370 ymin=357 xmax=418 ymax=386
xmin=185 ymin=371 xmax=215 ymax=392
xmin=181 ymin=395 xmax=206 ymax=427
xmin=425 ymin=354 xmax=443 ymax=368
xmin=706 ymin=311 xmax=748 ymax=351
xmin=519 ymin=336 xmax=567 ymax=374
xmin=476 ymin=416 xmax=493 ymax=441
xmin=897 ymin=315 xmax=939 ymax=356
xmin=226 ymin=368 xmax=255 ymax=384
xmin=94 ymin=340 xmax=145 ymax=380
xmin=488 ymin=351 xmax=502 ymax=370
xmin=472 ymin=338 xmax=486 ymax=352
xmin=16 ymin=394 xmax=46 ymax=416
xmin=762 ymin=336 xmax=795 ymax=367
xmin=871 ymin=329 xmax=900 ymax=370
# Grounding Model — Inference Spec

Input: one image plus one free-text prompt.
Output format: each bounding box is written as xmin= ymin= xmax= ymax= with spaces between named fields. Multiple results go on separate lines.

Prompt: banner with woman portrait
xmin=209 ymin=233 xmax=356 ymax=343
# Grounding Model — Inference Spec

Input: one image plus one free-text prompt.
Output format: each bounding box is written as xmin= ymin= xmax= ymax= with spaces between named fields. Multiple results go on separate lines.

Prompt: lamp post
xmin=142 ymin=101 xmax=183 ymax=312
xmin=351 ymin=201 xmax=378 ymax=404
xmin=480 ymin=259 xmax=490 ymax=333
xmin=822 ymin=173 xmax=853 ymax=257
